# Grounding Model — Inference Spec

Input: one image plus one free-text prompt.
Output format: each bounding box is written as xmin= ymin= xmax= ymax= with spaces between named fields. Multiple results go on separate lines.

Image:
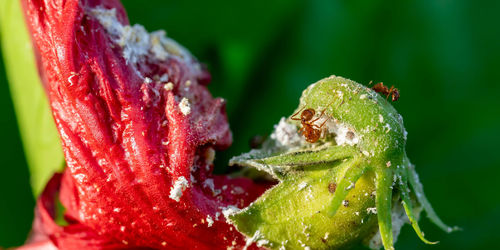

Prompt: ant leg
xmin=309 ymin=112 xmax=331 ymax=132
xmin=310 ymin=99 xmax=336 ymax=123
xmin=386 ymin=86 xmax=394 ymax=100
xmin=311 ymin=116 xmax=332 ymax=140
xmin=312 ymin=115 xmax=330 ymax=130
xmin=291 ymin=106 xmax=306 ymax=121
xmin=310 ymin=111 xmax=324 ymax=123
xmin=310 ymin=114 xmax=324 ymax=123
xmin=298 ymin=126 xmax=308 ymax=137
xmin=337 ymin=99 xmax=345 ymax=108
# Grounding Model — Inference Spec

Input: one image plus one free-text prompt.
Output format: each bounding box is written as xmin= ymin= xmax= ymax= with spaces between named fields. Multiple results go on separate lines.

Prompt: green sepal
xmin=398 ymin=168 xmax=438 ymax=245
xmin=230 ymin=142 xmax=357 ymax=180
xmin=230 ymin=136 xmax=379 ymax=249
xmin=405 ymin=159 xmax=460 ymax=233
xmin=375 ymin=168 xmax=395 ymax=250
xmin=230 ymin=153 xmax=378 ymax=249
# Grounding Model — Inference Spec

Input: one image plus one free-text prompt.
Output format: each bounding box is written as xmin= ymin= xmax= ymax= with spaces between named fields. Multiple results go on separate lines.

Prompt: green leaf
xmin=0 ymin=0 xmax=64 ymax=196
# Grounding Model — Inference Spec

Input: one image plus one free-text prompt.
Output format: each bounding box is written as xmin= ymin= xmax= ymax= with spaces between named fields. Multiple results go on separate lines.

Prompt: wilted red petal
xmin=23 ymin=173 xmax=125 ymax=249
xmin=21 ymin=0 xmax=268 ymax=248
xmin=18 ymin=240 xmax=58 ymax=250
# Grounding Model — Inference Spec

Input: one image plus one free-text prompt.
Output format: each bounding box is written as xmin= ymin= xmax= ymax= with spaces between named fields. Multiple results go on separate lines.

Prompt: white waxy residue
xmin=256 ymin=239 xmax=269 ymax=247
xmin=203 ymin=178 xmax=222 ymax=196
xmin=270 ymin=117 xmax=303 ymax=147
xmin=206 ymin=215 xmax=214 ymax=227
xmin=90 ymin=7 xmax=199 ymax=74
xmin=297 ymin=181 xmax=308 ymax=191
xmin=383 ymin=123 xmax=392 ymax=133
xmin=68 ymin=72 xmax=78 ymax=84
xmin=321 ymin=118 xmax=359 ymax=146
xmin=367 ymin=207 xmax=377 ymax=214
xmin=149 ymin=31 xmax=169 ymax=60
xmin=231 ymin=186 xmax=245 ymax=195
xmin=163 ymin=82 xmax=174 ymax=91
xmin=221 ymin=205 xmax=241 ymax=223
xmin=203 ymin=178 xmax=215 ymax=190
xmin=205 ymin=148 xmax=216 ymax=164
xmin=159 ymin=73 xmax=169 ymax=83
xmin=244 ymin=230 xmax=263 ymax=250
xmin=169 ymin=176 xmax=189 ymax=202
xmin=179 ymin=97 xmax=191 ymax=116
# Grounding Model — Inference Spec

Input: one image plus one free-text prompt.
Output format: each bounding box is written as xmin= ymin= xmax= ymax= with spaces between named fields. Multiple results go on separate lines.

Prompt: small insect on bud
xmin=372 ymin=82 xmax=400 ymax=102
xmin=290 ymin=108 xmax=329 ymax=143
xmin=328 ymin=183 xmax=337 ymax=193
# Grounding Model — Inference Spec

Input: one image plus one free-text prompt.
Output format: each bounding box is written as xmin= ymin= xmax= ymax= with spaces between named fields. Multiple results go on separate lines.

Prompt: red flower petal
xmin=22 ymin=0 xmax=268 ymax=248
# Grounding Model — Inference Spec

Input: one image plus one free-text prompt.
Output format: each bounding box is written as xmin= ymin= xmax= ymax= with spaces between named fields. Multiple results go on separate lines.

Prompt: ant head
xmin=301 ymin=108 xmax=315 ymax=121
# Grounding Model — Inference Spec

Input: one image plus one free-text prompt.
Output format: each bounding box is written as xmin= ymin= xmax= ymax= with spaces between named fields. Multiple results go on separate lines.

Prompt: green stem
xmin=0 ymin=0 xmax=64 ymax=196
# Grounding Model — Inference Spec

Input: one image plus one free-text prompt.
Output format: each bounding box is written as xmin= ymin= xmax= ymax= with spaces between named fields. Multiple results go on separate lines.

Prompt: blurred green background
xmin=1 ymin=0 xmax=499 ymax=248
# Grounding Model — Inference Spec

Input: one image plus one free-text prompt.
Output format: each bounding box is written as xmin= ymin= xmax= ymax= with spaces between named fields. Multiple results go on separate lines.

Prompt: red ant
xmin=371 ymin=82 xmax=400 ymax=101
xmin=291 ymin=107 xmax=329 ymax=143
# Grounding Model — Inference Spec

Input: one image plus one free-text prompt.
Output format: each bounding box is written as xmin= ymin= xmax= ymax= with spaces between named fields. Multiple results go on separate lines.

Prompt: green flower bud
xmin=229 ymin=76 xmax=457 ymax=249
